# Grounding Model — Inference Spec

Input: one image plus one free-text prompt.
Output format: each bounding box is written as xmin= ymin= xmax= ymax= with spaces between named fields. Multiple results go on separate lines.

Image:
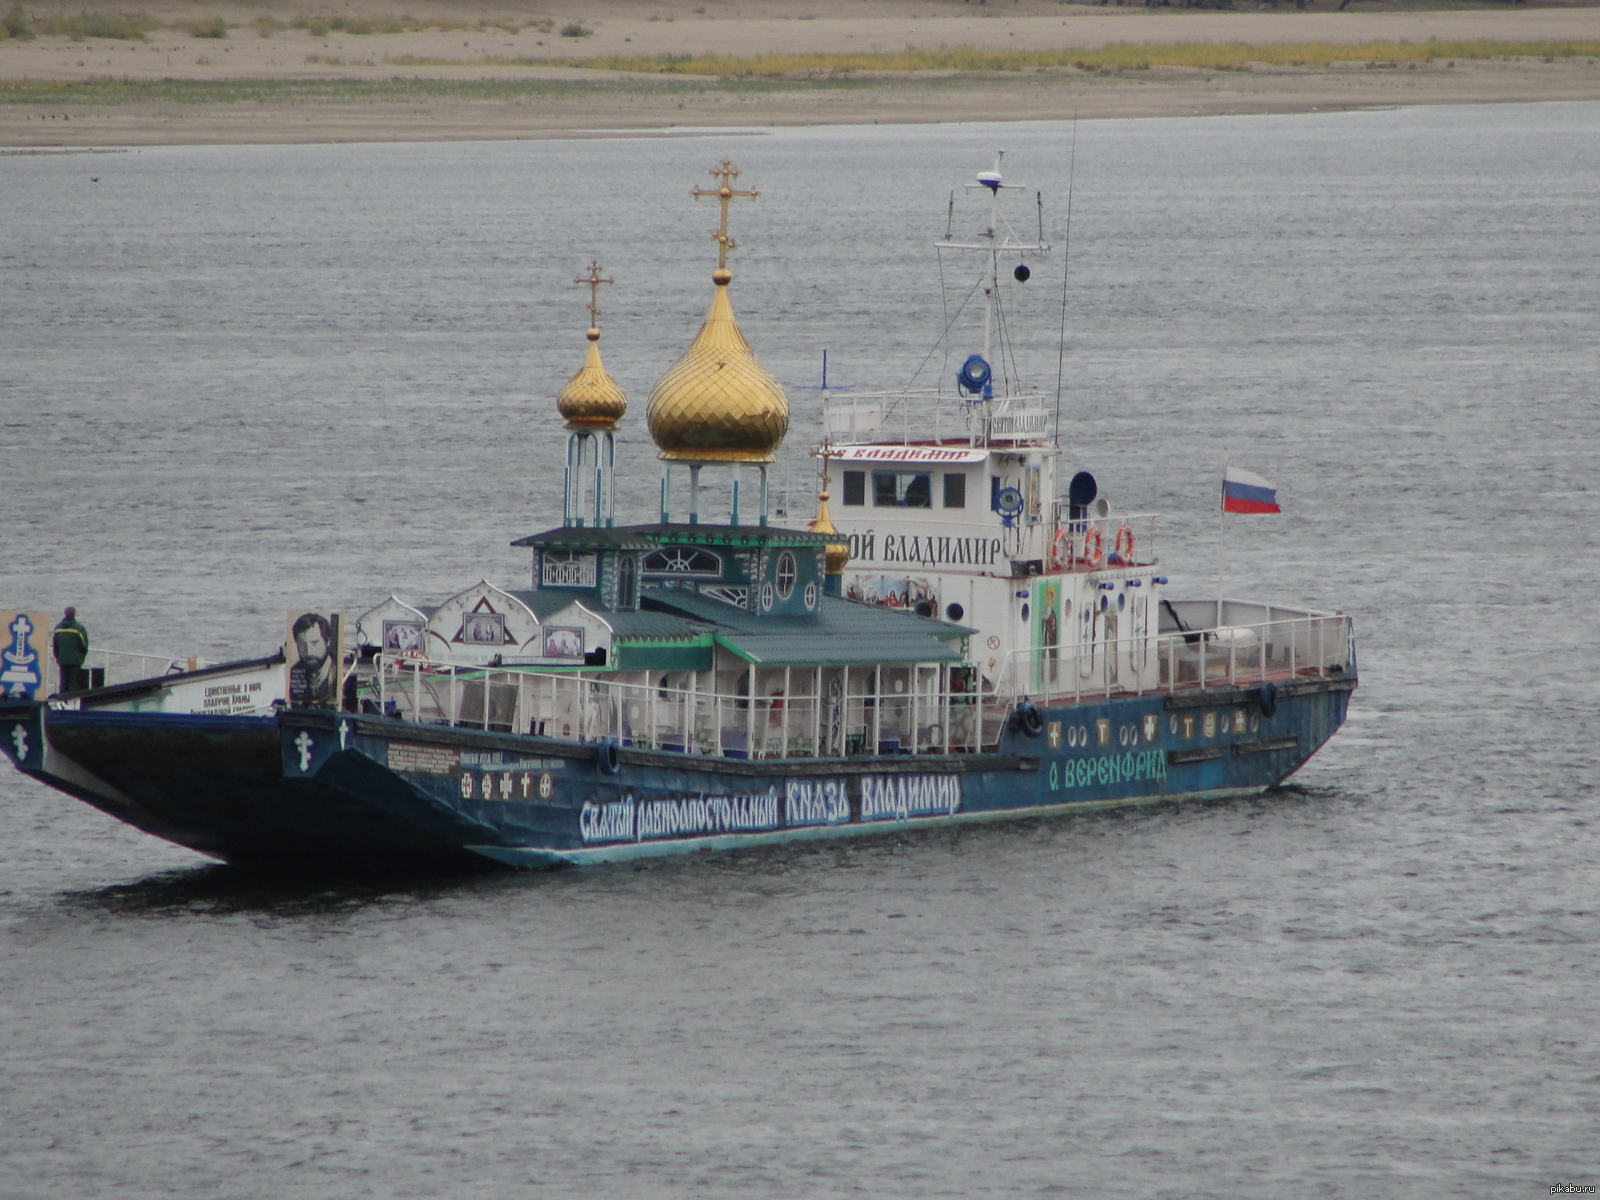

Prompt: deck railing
xmin=370 ymin=657 xmax=1000 ymax=759
xmin=364 ymin=606 xmax=1350 ymax=760
xmin=1000 ymin=607 xmax=1354 ymax=705
xmin=824 ymin=388 xmax=1053 ymax=448
xmin=82 ymin=647 xmax=188 ymax=689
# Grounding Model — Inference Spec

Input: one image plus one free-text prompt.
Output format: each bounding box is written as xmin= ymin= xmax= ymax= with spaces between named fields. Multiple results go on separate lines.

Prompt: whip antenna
xmin=1053 ymin=116 xmax=1078 ymax=445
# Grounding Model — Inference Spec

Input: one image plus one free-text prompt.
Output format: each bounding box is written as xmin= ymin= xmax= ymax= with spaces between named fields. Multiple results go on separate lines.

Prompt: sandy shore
xmin=3 ymin=2 xmax=1598 ymax=145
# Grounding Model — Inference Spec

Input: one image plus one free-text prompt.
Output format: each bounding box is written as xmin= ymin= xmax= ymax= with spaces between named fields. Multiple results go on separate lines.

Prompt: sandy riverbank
xmin=3 ymin=2 xmax=1598 ymax=145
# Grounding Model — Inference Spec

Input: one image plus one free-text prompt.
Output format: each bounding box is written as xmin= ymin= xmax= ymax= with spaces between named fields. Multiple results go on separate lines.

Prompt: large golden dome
xmin=646 ymin=271 xmax=789 ymax=462
xmin=557 ymin=327 xmax=628 ymax=429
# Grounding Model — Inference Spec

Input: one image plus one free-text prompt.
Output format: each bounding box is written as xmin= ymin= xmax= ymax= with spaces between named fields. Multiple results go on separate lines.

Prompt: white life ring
xmin=1050 ymin=527 xmax=1072 ymax=570
xmin=1113 ymin=523 xmax=1135 ymax=563
xmin=1081 ymin=525 xmax=1105 ymax=567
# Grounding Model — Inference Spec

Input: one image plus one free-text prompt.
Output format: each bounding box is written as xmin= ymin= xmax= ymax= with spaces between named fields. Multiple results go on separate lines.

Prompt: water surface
xmin=2 ymin=104 xmax=1597 ymax=1197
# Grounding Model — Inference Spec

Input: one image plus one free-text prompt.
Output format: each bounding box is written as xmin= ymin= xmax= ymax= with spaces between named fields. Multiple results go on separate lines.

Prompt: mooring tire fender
xmin=1013 ymin=704 xmax=1045 ymax=739
xmin=596 ymin=741 xmax=621 ymax=775
xmin=1257 ymin=681 xmax=1278 ymax=719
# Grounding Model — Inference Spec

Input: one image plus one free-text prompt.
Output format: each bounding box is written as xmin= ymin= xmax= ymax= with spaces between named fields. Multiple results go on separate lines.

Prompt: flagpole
xmin=1217 ymin=457 xmax=1228 ymax=628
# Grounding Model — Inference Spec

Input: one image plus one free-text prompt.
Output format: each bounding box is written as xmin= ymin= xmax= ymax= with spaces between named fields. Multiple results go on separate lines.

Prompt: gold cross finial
xmin=574 ymin=259 xmax=613 ymax=329
xmin=691 ymin=158 xmax=758 ymax=273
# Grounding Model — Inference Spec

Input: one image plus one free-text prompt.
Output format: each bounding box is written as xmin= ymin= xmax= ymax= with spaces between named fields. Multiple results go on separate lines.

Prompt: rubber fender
xmin=1257 ymin=681 xmax=1278 ymax=719
xmin=596 ymin=741 xmax=621 ymax=775
xmin=1012 ymin=703 xmax=1045 ymax=739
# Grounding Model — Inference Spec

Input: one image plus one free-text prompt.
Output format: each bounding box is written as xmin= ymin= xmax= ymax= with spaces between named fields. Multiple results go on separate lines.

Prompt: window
xmin=541 ymin=550 xmax=596 ymax=587
xmin=616 ymin=555 xmax=636 ymax=610
xmin=873 ymin=471 xmax=932 ymax=508
xmin=775 ymin=551 xmax=797 ymax=600
xmin=642 ymin=547 xmax=722 ymax=578
xmin=943 ymin=472 xmax=966 ymax=508
xmin=842 ymin=471 xmax=865 ymax=506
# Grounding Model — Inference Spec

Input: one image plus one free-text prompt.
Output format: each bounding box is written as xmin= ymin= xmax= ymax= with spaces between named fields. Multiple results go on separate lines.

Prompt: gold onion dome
xmin=646 ymin=273 xmax=789 ymax=462
xmin=809 ymin=489 xmax=851 ymax=575
xmin=556 ymin=327 xmax=628 ymax=429
xmin=646 ymin=159 xmax=789 ymax=463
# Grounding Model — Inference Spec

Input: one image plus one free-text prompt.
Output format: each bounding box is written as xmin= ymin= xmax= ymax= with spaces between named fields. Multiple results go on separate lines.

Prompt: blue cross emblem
xmin=1 ymin=614 xmax=42 ymax=699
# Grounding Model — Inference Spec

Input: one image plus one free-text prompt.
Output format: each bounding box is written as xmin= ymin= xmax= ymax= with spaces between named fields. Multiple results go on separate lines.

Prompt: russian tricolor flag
xmin=1222 ymin=467 xmax=1281 ymax=514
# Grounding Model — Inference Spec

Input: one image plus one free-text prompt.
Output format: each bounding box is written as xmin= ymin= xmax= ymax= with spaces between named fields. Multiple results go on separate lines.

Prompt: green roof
xmin=641 ymin=590 xmax=970 ymax=667
xmin=512 ymin=521 xmax=831 ymax=550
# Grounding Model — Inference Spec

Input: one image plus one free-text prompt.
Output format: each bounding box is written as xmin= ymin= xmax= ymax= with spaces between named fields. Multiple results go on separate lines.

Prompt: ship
xmin=0 ymin=156 xmax=1356 ymax=872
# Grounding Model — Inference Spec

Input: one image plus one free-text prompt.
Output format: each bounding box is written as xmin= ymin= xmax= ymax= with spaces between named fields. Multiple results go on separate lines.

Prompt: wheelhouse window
xmin=841 ymin=471 xmax=865 ymax=506
xmin=541 ymin=550 xmax=597 ymax=588
xmin=873 ymin=471 xmax=932 ymax=508
xmin=943 ymin=472 xmax=967 ymax=509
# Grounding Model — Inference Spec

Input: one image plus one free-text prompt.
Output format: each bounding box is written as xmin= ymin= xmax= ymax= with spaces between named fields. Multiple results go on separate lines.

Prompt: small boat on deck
xmin=0 ymin=156 xmax=1355 ymax=872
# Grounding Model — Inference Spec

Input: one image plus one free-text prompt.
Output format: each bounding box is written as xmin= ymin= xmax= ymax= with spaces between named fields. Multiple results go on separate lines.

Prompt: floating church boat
xmin=0 ymin=157 xmax=1356 ymax=871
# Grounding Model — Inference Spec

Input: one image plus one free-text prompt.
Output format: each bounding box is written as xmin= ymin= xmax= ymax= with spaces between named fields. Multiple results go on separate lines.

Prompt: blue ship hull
xmin=2 ymin=674 xmax=1353 ymax=871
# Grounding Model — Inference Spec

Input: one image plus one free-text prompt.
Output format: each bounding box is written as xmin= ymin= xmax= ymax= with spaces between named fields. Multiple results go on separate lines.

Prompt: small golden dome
xmin=810 ymin=490 xmax=851 ymax=575
xmin=646 ymin=274 xmax=789 ymax=463
xmin=557 ymin=329 xmax=628 ymax=429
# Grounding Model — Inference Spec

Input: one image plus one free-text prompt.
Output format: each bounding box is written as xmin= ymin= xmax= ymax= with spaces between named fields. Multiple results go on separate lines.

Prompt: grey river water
xmin=2 ymin=104 xmax=1598 ymax=1196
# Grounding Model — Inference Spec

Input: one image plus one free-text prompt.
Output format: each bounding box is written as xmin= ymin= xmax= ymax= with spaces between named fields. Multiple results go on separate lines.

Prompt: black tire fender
xmin=1257 ymin=681 xmax=1278 ymax=719
xmin=1014 ymin=704 xmax=1045 ymax=739
xmin=596 ymin=741 xmax=621 ymax=775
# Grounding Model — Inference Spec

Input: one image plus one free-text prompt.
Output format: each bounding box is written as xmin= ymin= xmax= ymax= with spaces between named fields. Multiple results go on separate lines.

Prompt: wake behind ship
xmin=0 ymin=157 xmax=1356 ymax=872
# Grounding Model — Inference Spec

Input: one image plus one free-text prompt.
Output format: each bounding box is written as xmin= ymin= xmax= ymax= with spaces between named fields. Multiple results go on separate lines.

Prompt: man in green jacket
xmin=53 ymin=606 xmax=89 ymax=693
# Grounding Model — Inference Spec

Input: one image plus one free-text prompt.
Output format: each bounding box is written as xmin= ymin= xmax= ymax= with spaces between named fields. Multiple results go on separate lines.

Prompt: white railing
xmin=824 ymin=388 xmax=1054 ymax=448
xmin=1000 ymin=608 xmax=1354 ymax=705
xmin=83 ymin=647 xmax=189 ymax=688
xmin=367 ymin=656 xmax=1006 ymax=758
xmin=541 ymin=558 xmax=597 ymax=588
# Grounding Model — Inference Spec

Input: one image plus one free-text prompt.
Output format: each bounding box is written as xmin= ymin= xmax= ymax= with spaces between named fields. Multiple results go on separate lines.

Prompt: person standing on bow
xmin=53 ymin=606 xmax=89 ymax=693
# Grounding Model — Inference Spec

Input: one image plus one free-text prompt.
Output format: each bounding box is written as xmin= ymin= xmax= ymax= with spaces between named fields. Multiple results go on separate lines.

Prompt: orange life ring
xmin=1050 ymin=527 xmax=1072 ymax=570
xmin=1113 ymin=523 xmax=1135 ymax=563
xmin=1081 ymin=525 xmax=1105 ymax=567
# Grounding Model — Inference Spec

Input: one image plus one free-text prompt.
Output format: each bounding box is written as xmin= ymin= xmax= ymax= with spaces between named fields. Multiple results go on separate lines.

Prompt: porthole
xmin=946 ymin=602 xmax=965 ymax=622
xmin=775 ymin=551 xmax=797 ymax=600
xmin=1021 ymin=603 xmax=1030 ymax=622
xmin=1117 ymin=593 xmax=1126 ymax=611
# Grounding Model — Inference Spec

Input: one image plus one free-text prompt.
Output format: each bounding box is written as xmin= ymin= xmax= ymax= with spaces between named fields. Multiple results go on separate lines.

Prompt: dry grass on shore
xmin=395 ymin=36 xmax=1600 ymax=75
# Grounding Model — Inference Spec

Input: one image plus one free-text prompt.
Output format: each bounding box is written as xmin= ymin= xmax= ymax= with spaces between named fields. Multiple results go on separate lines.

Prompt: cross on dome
xmin=692 ymin=158 xmax=758 ymax=276
xmin=574 ymin=259 xmax=614 ymax=332
xmin=646 ymin=160 xmax=788 ymax=466
xmin=556 ymin=259 xmax=628 ymax=432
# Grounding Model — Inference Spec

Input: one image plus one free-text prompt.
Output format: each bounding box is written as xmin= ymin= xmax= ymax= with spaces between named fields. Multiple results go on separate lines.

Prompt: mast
xmin=939 ymin=150 xmax=1050 ymax=406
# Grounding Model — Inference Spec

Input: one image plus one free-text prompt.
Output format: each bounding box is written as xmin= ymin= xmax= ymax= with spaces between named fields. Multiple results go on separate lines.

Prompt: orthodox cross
xmin=692 ymin=158 xmax=758 ymax=271
xmin=574 ymin=260 xmax=613 ymax=329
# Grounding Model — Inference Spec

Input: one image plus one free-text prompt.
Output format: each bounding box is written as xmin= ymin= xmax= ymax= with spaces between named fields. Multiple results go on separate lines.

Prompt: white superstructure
xmin=820 ymin=153 xmax=1163 ymax=700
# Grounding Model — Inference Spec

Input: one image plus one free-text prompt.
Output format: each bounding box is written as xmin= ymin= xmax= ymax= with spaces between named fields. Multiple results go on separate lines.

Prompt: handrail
xmin=824 ymin=387 xmax=1055 ymax=448
xmin=999 ymin=611 xmax=1353 ymax=704
xmin=368 ymin=655 xmax=1008 ymax=759
xmin=84 ymin=647 xmax=188 ymax=687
